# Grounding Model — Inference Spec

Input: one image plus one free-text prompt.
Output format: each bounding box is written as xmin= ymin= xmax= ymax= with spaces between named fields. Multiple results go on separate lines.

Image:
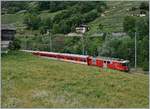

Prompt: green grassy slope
xmin=1 ymin=10 xmax=64 ymax=36
xmin=87 ymin=1 xmax=142 ymax=34
xmin=2 ymin=1 xmax=142 ymax=35
xmin=39 ymin=10 xmax=64 ymax=20
xmin=2 ymin=51 xmax=149 ymax=108
xmin=1 ymin=13 xmax=25 ymax=27
xmin=1 ymin=10 xmax=62 ymax=25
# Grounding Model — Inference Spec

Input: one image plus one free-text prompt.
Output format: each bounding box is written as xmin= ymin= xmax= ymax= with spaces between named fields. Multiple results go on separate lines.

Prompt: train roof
xmin=21 ymin=50 xmax=89 ymax=58
xmin=36 ymin=51 xmax=89 ymax=58
xmin=96 ymin=56 xmax=129 ymax=63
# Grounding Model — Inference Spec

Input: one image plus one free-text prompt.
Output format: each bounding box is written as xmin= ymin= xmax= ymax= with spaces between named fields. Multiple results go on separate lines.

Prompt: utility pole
xmin=135 ymin=31 xmax=137 ymax=69
xmin=25 ymin=36 xmax=27 ymax=50
xmin=49 ymin=30 xmax=52 ymax=52
xmin=134 ymin=19 xmax=138 ymax=70
xmin=85 ymin=33 xmax=88 ymax=55
xmin=82 ymin=34 xmax=84 ymax=55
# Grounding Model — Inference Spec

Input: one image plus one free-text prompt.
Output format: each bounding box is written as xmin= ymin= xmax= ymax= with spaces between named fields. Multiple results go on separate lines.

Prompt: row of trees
xmin=52 ymin=10 xmax=98 ymax=34
xmin=1 ymin=1 xmax=28 ymax=14
xmin=2 ymin=1 xmax=106 ymax=14
xmin=38 ymin=1 xmax=107 ymax=13
xmin=23 ymin=1 xmax=107 ymax=34
xmin=99 ymin=35 xmax=148 ymax=71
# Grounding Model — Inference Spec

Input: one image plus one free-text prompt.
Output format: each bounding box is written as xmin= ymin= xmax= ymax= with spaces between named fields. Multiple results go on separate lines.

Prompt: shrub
xmin=142 ymin=60 xmax=149 ymax=71
xmin=140 ymin=2 xmax=149 ymax=11
xmin=9 ymin=38 xmax=21 ymax=50
xmin=24 ymin=13 xmax=41 ymax=30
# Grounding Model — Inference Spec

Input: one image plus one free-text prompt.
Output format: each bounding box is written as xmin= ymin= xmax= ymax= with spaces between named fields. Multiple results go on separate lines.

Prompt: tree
xmin=97 ymin=23 xmax=103 ymax=32
xmin=123 ymin=16 xmax=136 ymax=38
xmin=66 ymin=37 xmax=83 ymax=54
xmin=98 ymin=36 xmax=135 ymax=66
xmin=38 ymin=1 xmax=50 ymax=11
xmin=123 ymin=15 xmax=148 ymax=38
xmin=96 ymin=6 xmax=103 ymax=13
xmin=24 ymin=13 xmax=41 ymax=30
xmin=136 ymin=17 xmax=149 ymax=40
xmin=53 ymin=10 xmax=71 ymax=23
xmin=123 ymin=15 xmax=148 ymax=69
xmin=26 ymin=2 xmax=40 ymax=14
xmin=117 ymin=37 xmax=135 ymax=66
xmin=140 ymin=2 xmax=149 ymax=11
xmin=1 ymin=1 xmax=28 ymax=14
xmin=59 ymin=20 xmax=71 ymax=34
xmin=9 ymin=38 xmax=21 ymax=50
xmin=52 ymin=23 xmax=60 ymax=34
xmin=83 ymin=10 xmax=98 ymax=23
xmin=87 ymin=37 xmax=103 ymax=56
xmin=78 ymin=2 xmax=95 ymax=13
xmin=137 ymin=36 xmax=149 ymax=71
xmin=40 ymin=17 xmax=53 ymax=34
xmin=39 ymin=26 xmax=47 ymax=35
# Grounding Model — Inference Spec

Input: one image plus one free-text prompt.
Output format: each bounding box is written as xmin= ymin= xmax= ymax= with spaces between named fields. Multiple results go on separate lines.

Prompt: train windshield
xmin=122 ymin=62 xmax=129 ymax=67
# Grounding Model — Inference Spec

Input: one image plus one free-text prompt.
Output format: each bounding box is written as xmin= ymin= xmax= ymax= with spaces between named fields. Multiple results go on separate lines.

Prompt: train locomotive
xmin=87 ymin=56 xmax=129 ymax=72
xmin=24 ymin=50 xmax=129 ymax=72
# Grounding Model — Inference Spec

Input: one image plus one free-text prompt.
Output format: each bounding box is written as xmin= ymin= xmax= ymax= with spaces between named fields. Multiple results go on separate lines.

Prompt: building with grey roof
xmin=1 ymin=24 xmax=16 ymax=53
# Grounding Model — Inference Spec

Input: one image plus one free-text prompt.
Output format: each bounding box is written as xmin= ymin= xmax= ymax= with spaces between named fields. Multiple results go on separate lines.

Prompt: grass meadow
xmin=1 ymin=51 xmax=149 ymax=108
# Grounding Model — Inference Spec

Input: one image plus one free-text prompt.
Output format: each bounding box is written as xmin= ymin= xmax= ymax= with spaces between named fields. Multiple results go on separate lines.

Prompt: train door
xmin=103 ymin=61 xmax=107 ymax=68
xmin=92 ymin=58 xmax=97 ymax=65
xmin=87 ymin=57 xmax=92 ymax=65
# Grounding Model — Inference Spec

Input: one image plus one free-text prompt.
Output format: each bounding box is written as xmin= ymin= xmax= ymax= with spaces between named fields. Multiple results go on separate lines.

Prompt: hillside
xmin=2 ymin=51 xmax=149 ymax=108
xmin=2 ymin=1 xmax=142 ymax=35
xmin=88 ymin=1 xmax=142 ymax=34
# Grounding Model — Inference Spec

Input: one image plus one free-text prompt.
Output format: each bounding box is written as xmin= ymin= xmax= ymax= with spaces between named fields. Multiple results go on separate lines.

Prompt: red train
xmin=23 ymin=50 xmax=129 ymax=72
xmin=87 ymin=56 xmax=129 ymax=72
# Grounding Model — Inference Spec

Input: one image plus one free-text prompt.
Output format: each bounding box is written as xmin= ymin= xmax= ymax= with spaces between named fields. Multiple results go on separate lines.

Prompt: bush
xmin=53 ymin=10 xmax=71 ymax=23
xmin=83 ymin=10 xmax=98 ymax=23
xmin=9 ymin=38 xmax=21 ymax=50
xmin=142 ymin=60 xmax=149 ymax=71
xmin=52 ymin=24 xmax=61 ymax=34
xmin=24 ymin=13 xmax=41 ymax=30
xmin=59 ymin=20 xmax=71 ymax=34
xmin=123 ymin=16 xmax=136 ymax=37
xmin=40 ymin=17 xmax=53 ymax=34
xmin=1 ymin=1 xmax=28 ymax=14
xmin=140 ymin=2 xmax=149 ymax=11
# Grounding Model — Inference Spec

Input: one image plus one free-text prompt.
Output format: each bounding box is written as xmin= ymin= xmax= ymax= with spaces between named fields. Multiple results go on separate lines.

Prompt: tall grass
xmin=1 ymin=51 xmax=149 ymax=108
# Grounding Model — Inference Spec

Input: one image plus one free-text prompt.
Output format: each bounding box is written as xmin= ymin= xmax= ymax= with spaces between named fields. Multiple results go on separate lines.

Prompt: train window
xmin=122 ymin=63 xmax=128 ymax=66
xmin=107 ymin=61 xmax=110 ymax=64
xmin=122 ymin=63 xmax=126 ymax=66
xmin=73 ymin=57 xmax=75 ymax=60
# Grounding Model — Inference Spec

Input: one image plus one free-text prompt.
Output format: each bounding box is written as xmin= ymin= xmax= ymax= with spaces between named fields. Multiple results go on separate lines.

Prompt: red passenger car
xmin=32 ymin=51 xmax=89 ymax=64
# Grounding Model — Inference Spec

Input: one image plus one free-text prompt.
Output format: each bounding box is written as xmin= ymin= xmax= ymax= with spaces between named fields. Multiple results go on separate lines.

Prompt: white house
xmin=75 ymin=25 xmax=89 ymax=34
